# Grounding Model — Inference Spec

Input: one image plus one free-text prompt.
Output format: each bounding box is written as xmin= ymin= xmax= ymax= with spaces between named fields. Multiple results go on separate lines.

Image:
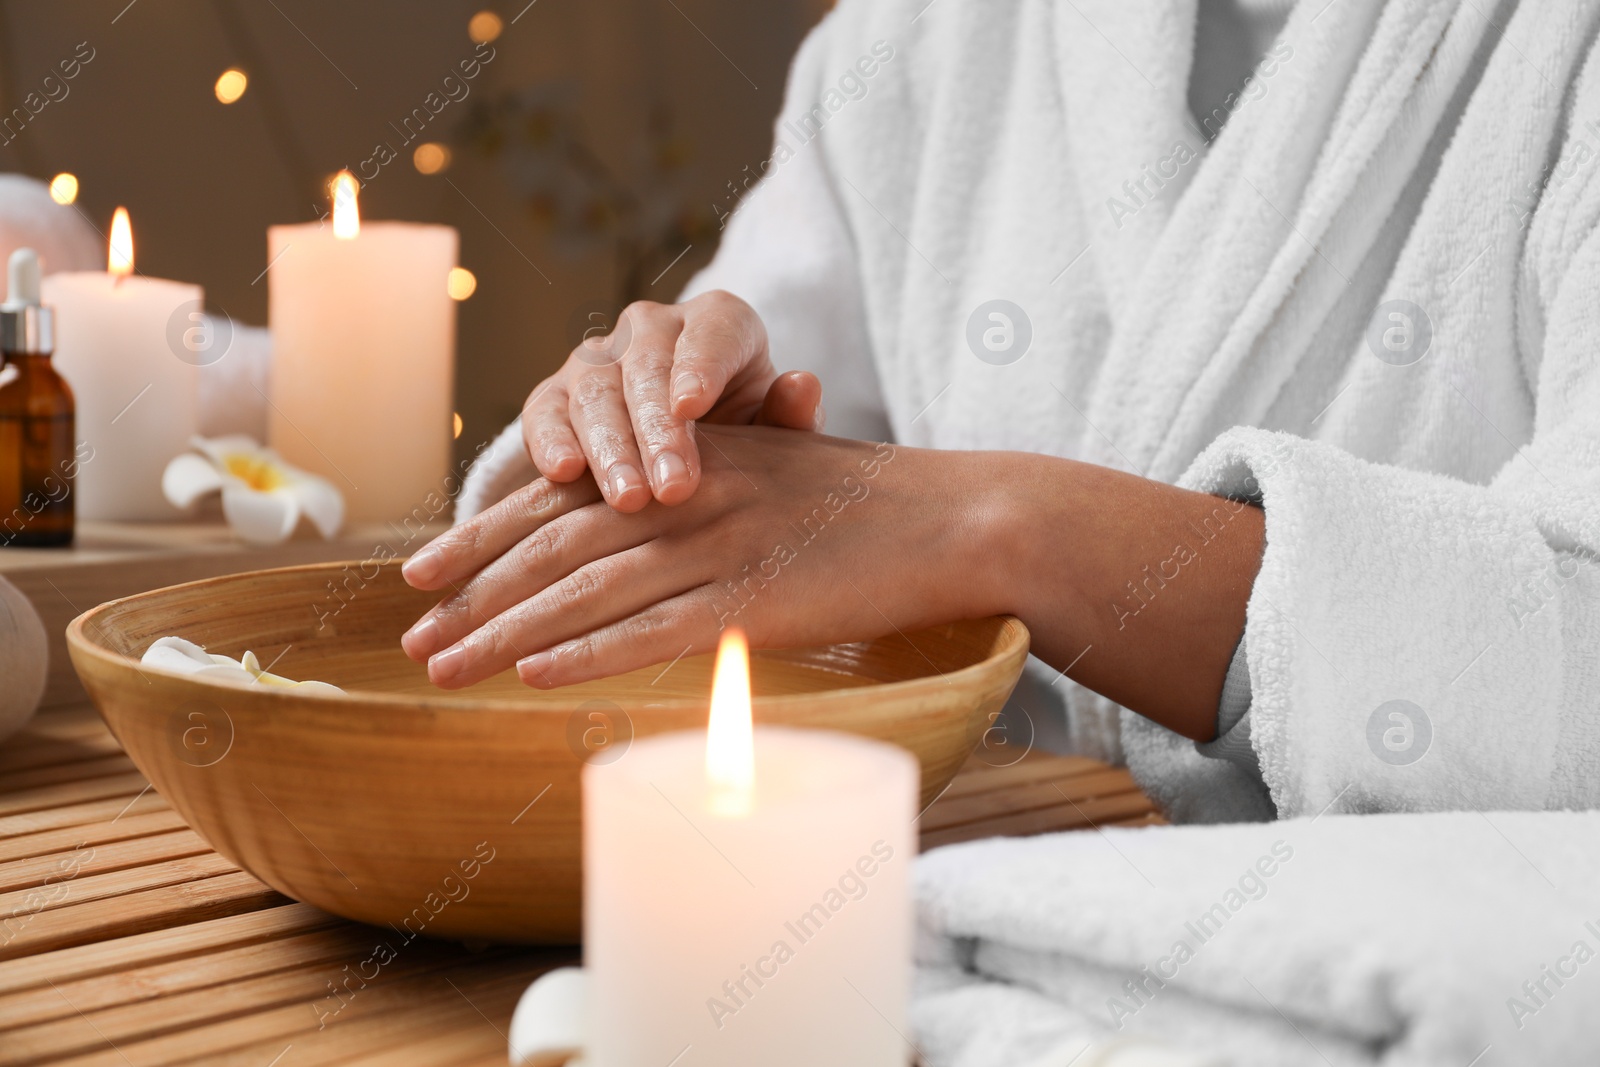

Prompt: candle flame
xmin=706 ymin=629 xmax=753 ymax=815
xmin=331 ymin=170 xmax=360 ymax=240
xmin=108 ymin=207 xmax=133 ymax=277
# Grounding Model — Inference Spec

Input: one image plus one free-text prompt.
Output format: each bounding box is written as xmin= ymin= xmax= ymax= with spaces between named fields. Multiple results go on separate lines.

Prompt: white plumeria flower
xmin=141 ymin=636 xmax=344 ymax=694
xmin=162 ymin=435 xmax=343 ymax=545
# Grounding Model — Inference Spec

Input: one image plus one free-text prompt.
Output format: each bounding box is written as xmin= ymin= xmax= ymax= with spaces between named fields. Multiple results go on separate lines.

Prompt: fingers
xmin=520 ymin=378 xmax=587 ymax=482
xmin=523 ymin=306 xmax=674 ymax=505
xmin=516 ymin=587 xmax=725 ymax=689
xmin=401 ymin=499 xmax=653 ymax=662
xmin=670 ymin=290 xmax=771 ymax=422
xmin=567 ymin=359 xmax=653 ymax=512
xmin=619 ymin=304 xmax=700 ymax=506
xmin=522 ymin=292 xmax=777 ymax=511
xmin=424 ymin=544 xmax=710 ymax=689
xmin=401 ymin=476 xmax=602 ymax=591
xmin=757 ymin=371 xmax=824 ymax=431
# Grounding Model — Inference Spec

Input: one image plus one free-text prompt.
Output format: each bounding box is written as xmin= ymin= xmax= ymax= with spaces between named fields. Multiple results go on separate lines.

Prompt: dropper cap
xmin=0 ymin=248 xmax=54 ymax=354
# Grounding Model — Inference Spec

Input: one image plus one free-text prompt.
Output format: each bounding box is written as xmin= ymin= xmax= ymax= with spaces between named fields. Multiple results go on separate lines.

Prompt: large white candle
xmin=267 ymin=172 xmax=457 ymax=522
xmin=584 ymin=631 xmax=917 ymax=1066
xmin=41 ymin=207 xmax=201 ymax=520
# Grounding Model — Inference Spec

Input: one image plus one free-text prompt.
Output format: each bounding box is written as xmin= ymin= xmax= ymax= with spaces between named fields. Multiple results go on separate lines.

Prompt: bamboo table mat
xmin=0 ymin=702 xmax=1162 ymax=1066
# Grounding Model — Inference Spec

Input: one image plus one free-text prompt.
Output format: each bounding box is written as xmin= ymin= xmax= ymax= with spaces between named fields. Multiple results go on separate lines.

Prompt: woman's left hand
xmin=398 ymin=425 xmax=1004 ymax=689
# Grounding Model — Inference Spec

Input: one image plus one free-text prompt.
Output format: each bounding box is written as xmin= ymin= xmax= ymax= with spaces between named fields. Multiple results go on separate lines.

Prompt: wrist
xmin=959 ymin=450 xmax=1097 ymax=655
xmin=975 ymin=449 xmax=1263 ymax=738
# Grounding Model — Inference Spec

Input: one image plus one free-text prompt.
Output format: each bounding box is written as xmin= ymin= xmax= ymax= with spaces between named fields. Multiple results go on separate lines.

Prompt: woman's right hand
xmin=520 ymin=289 xmax=824 ymax=511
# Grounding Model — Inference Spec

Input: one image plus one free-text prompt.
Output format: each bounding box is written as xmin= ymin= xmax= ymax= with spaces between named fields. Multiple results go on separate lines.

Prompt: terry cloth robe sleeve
xmin=1194 ymin=635 xmax=1260 ymax=777
xmin=677 ymin=12 xmax=891 ymax=443
xmin=1124 ymin=55 xmax=1600 ymax=820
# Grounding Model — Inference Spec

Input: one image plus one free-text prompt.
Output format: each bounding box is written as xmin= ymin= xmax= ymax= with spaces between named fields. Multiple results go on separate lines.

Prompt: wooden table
xmin=0 ymin=522 xmax=1164 ymax=1062
xmin=0 ymin=702 xmax=1161 ymax=1067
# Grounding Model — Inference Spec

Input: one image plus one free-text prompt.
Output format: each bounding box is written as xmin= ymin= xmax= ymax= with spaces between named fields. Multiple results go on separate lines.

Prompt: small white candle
xmin=41 ymin=207 xmax=201 ymax=520
xmin=584 ymin=631 xmax=917 ymax=1066
xmin=267 ymin=172 xmax=457 ymax=522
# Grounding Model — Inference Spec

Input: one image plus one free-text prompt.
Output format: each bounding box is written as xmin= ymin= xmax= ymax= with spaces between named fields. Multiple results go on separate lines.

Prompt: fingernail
xmin=430 ymin=644 xmax=467 ymax=683
xmin=549 ymin=447 xmax=583 ymax=471
xmin=654 ymin=451 xmax=689 ymax=491
xmin=517 ymin=653 xmax=554 ymax=686
xmin=672 ymin=372 xmax=704 ymax=408
xmin=403 ymin=546 xmax=444 ymax=585
xmin=609 ymin=463 xmax=645 ymax=502
xmin=403 ymin=616 xmax=441 ymax=657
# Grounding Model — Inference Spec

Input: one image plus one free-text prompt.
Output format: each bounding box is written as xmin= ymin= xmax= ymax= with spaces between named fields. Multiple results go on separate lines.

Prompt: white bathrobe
xmin=464 ymin=0 xmax=1600 ymax=821
xmin=676 ymin=0 xmax=1600 ymax=824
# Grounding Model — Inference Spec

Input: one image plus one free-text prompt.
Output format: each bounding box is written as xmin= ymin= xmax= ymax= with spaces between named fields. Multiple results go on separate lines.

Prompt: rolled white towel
xmin=508 ymin=967 xmax=586 ymax=1066
xmin=196 ymin=320 xmax=271 ymax=441
xmin=0 ymin=174 xmax=101 ymax=277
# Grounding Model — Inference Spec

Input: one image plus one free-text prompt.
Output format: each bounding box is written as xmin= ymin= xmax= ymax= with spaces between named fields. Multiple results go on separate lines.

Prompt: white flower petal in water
xmin=142 ymin=636 xmax=238 ymax=674
xmin=141 ymin=636 xmax=344 ymax=693
xmin=161 ymin=435 xmax=344 ymax=545
xmin=237 ymin=650 xmax=344 ymax=694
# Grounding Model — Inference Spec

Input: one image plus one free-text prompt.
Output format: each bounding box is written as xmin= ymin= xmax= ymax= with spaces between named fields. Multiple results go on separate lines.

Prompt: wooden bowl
xmin=67 ymin=561 xmax=1029 ymax=943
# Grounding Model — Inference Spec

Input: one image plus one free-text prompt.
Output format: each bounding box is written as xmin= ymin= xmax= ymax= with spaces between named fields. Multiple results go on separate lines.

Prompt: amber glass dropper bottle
xmin=0 ymin=248 xmax=76 ymax=547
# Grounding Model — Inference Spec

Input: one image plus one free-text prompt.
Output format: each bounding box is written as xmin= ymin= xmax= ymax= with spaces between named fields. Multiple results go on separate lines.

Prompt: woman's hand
xmin=523 ymin=290 xmax=824 ymax=511
xmin=399 ymin=426 xmax=1001 ymax=690
xmin=402 ymin=423 xmax=1263 ymax=739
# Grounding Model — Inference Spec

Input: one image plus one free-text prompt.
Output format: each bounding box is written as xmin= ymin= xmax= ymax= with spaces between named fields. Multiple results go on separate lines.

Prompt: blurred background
xmin=0 ymin=0 xmax=831 ymax=465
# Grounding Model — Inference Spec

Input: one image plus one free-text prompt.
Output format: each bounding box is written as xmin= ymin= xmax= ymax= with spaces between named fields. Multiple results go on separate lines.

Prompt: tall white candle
xmin=584 ymin=631 xmax=917 ymax=1066
xmin=267 ymin=172 xmax=457 ymax=522
xmin=41 ymin=207 xmax=201 ymax=521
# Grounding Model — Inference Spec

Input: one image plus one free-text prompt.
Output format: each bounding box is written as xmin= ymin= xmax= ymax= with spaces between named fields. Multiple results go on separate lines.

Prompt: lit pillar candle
xmin=267 ymin=172 xmax=457 ymax=522
xmin=584 ymin=631 xmax=917 ymax=1066
xmin=41 ymin=207 xmax=201 ymax=520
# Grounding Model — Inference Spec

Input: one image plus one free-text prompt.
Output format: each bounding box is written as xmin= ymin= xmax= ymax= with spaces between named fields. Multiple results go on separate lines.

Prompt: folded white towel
xmin=915 ymin=813 xmax=1600 ymax=1066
